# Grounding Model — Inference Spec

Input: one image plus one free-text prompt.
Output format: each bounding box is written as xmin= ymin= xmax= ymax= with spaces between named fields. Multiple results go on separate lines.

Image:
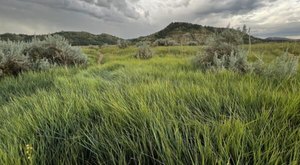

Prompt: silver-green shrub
xmin=193 ymin=50 xmax=250 ymax=73
xmin=152 ymin=38 xmax=179 ymax=46
xmin=0 ymin=35 xmax=87 ymax=77
xmin=187 ymin=41 xmax=198 ymax=46
xmin=117 ymin=39 xmax=129 ymax=49
xmin=192 ymin=28 xmax=299 ymax=79
xmin=28 ymin=35 xmax=87 ymax=65
xmin=193 ymin=29 xmax=250 ymax=73
xmin=0 ymin=41 xmax=30 ymax=77
xmin=135 ymin=43 xmax=153 ymax=59
xmin=258 ymin=53 xmax=299 ymax=80
xmin=136 ymin=41 xmax=151 ymax=47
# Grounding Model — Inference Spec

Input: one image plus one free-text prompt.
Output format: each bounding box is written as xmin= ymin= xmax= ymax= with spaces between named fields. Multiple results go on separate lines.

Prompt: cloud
xmin=78 ymin=0 xmax=142 ymax=19
xmin=16 ymin=0 xmax=144 ymax=21
xmin=191 ymin=0 xmax=300 ymax=38
xmin=196 ymin=0 xmax=277 ymax=15
xmin=0 ymin=0 xmax=299 ymax=38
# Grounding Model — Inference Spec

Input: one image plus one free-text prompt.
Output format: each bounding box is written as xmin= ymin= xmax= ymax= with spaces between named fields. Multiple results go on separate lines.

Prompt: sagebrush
xmin=257 ymin=52 xmax=299 ymax=79
xmin=193 ymin=28 xmax=299 ymax=77
xmin=152 ymin=38 xmax=179 ymax=46
xmin=117 ymin=39 xmax=129 ymax=49
xmin=193 ymin=29 xmax=250 ymax=72
xmin=0 ymin=35 xmax=87 ymax=77
xmin=135 ymin=43 xmax=153 ymax=59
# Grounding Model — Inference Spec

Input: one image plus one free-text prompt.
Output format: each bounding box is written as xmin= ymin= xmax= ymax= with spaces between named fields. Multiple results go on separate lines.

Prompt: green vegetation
xmin=247 ymin=42 xmax=300 ymax=62
xmin=0 ymin=35 xmax=87 ymax=78
xmin=193 ymin=29 xmax=249 ymax=72
xmin=0 ymin=32 xmax=121 ymax=46
xmin=193 ymin=29 xmax=299 ymax=77
xmin=0 ymin=42 xmax=300 ymax=164
xmin=117 ymin=39 xmax=130 ymax=49
xmin=131 ymin=22 xmax=263 ymax=45
xmin=153 ymin=38 xmax=179 ymax=46
xmin=134 ymin=43 xmax=153 ymax=59
xmin=1 ymin=22 xmax=267 ymax=47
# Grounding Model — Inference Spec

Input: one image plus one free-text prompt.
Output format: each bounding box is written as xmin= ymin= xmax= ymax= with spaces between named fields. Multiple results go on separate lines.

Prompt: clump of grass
xmin=135 ymin=43 xmax=153 ymax=59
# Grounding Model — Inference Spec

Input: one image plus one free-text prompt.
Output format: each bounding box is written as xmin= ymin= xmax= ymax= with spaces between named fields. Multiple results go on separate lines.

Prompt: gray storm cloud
xmin=16 ymin=0 xmax=142 ymax=21
xmin=196 ymin=0 xmax=278 ymax=15
xmin=0 ymin=0 xmax=299 ymax=38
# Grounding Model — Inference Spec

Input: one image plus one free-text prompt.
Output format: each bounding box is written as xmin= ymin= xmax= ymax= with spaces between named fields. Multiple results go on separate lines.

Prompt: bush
xmin=193 ymin=50 xmax=250 ymax=72
xmin=135 ymin=43 xmax=153 ymax=59
xmin=0 ymin=41 xmax=31 ymax=77
xmin=193 ymin=29 xmax=249 ymax=72
xmin=187 ymin=41 xmax=198 ymax=46
xmin=152 ymin=38 xmax=179 ymax=46
xmin=38 ymin=35 xmax=87 ymax=65
xmin=136 ymin=41 xmax=151 ymax=47
xmin=193 ymin=28 xmax=299 ymax=78
xmin=256 ymin=53 xmax=299 ymax=80
xmin=204 ymin=29 xmax=243 ymax=59
xmin=117 ymin=39 xmax=129 ymax=49
xmin=0 ymin=35 xmax=87 ymax=78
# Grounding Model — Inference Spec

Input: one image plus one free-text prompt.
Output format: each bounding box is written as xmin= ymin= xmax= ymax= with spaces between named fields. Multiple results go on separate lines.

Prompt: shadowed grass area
xmin=0 ymin=44 xmax=300 ymax=164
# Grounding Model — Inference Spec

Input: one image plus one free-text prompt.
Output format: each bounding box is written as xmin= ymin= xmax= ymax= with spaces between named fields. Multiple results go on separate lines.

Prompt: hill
xmin=265 ymin=37 xmax=300 ymax=42
xmin=130 ymin=22 xmax=264 ymax=44
xmin=0 ymin=31 xmax=121 ymax=46
xmin=0 ymin=22 xmax=274 ymax=46
xmin=53 ymin=31 xmax=122 ymax=46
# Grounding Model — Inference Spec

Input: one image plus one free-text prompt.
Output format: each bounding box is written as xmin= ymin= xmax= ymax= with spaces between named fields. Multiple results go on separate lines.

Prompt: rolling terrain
xmin=130 ymin=22 xmax=263 ymax=44
xmin=0 ymin=43 xmax=300 ymax=164
xmin=0 ymin=22 xmax=266 ymax=46
xmin=0 ymin=31 xmax=121 ymax=46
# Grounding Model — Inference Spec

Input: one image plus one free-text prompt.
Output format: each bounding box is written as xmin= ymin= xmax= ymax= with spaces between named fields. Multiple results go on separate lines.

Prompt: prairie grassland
xmin=0 ymin=43 xmax=300 ymax=164
xmin=247 ymin=42 xmax=300 ymax=62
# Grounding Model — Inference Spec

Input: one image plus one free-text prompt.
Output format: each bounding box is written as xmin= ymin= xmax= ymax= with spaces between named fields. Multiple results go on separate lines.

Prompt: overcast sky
xmin=0 ymin=0 xmax=299 ymax=39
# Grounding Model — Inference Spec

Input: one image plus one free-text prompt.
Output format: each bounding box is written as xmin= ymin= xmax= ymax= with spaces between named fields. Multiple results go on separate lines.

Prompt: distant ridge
xmin=265 ymin=37 xmax=300 ymax=42
xmin=3 ymin=22 xmax=298 ymax=46
xmin=130 ymin=22 xmax=263 ymax=44
xmin=0 ymin=31 xmax=122 ymax=46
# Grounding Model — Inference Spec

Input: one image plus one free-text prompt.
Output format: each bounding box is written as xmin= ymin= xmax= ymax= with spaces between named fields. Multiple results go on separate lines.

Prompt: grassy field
xmin=0 ymin=43 xmax=300 ymax=164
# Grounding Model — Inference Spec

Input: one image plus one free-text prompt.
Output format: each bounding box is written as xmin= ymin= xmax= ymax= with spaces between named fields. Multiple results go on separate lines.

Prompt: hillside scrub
xmin=0 ymin=35 xmax=87 ymax=78
xmin=152 ymin=38 xmax=179 ymax=46
xmin=193 ymin=29 xmax=299 ymax=78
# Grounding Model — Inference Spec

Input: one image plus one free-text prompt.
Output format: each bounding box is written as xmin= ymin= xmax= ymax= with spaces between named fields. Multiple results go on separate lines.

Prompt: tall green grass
xmin=247 ymin=42 xmax=300 ymax=62
xmin=0 ymin=44 xmax=300 ymax=164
